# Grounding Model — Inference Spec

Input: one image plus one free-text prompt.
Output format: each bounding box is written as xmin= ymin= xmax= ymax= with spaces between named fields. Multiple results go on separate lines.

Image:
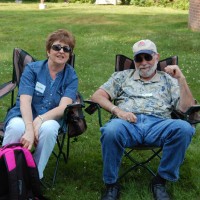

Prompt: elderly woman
xmin=3 ymin=29 xmax=78 ymax=179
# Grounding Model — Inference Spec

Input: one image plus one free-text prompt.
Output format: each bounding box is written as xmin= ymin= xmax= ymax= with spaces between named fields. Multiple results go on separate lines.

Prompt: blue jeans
xmin=100 ymin=114 xmax=195 ymax=184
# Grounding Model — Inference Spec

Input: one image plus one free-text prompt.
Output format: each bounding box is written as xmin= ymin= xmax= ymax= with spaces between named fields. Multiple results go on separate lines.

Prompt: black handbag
xmin=64 ymin=92 xmax=87 ymax=137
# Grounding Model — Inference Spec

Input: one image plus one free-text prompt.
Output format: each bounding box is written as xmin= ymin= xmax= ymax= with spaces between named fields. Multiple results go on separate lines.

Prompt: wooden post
xmin=189 ymin=0 xmax=200 ymax=31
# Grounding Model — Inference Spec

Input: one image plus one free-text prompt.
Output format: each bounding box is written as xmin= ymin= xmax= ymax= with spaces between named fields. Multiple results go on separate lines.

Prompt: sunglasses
xmin=134 ymin=54 xmax=154 ymax=63
xmin=51 ymin=44 xmax=72 ymax=53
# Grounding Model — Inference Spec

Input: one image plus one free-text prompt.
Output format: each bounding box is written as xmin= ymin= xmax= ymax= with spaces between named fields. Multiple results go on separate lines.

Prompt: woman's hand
xmin=20 ymin=124 xmax=34 ymax=150
xmin=33 ymin=116 xmax=43 ymax=146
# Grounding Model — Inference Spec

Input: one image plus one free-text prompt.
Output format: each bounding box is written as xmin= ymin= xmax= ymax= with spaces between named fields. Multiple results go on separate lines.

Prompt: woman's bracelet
xmin=38 ymin=115 xmax=44 ymax=123
xmin=25 ymin=122 xmax=32 ymax=126
xmin=110 ymin=106 xmax=117 ymax=114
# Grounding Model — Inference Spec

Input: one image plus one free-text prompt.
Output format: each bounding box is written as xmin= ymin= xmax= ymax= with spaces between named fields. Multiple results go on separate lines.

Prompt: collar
xmin=133 ymin=70 xmax=161 ymax=82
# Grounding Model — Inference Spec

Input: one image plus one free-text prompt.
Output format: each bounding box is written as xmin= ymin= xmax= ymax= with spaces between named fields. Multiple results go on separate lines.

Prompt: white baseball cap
xmin=132 ymin=39 xmax=158 ymax=56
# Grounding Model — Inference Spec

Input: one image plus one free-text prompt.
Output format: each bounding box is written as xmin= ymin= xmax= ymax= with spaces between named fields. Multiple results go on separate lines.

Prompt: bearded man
xmin=91 ymin=39 xmax=195 ymax=200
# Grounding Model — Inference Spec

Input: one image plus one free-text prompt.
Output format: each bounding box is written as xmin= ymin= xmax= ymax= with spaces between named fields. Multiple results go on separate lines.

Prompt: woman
xmin=3 ymin=29 xmax=78 ymax=179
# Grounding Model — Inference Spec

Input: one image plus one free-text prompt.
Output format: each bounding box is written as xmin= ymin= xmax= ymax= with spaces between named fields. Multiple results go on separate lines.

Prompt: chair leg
xmin=0 ymin=136 xmax=3 ymax=146
xmin=51 ymin=133 xmax=68 ymax=186
xmin=52 ymin=157 xmax=60 ymax=186
xmin=66 ymin=135 xmax=70 ymax=162
xmin=118 ymin=148 xmax=162 ymax=180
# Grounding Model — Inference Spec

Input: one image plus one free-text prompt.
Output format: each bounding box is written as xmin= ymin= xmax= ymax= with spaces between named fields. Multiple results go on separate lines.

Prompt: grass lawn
xmin=0 ymin=3 xmax=200 ymax=200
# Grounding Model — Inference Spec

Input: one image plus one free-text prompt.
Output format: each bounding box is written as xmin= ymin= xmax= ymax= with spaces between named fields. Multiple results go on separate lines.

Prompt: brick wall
xmin=189 ymin=0 xmax=200 ymax=31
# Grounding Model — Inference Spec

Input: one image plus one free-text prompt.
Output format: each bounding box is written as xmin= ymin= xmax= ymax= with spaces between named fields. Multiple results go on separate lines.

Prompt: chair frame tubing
xmin=118 ymin=148 xmax=162 ymax=180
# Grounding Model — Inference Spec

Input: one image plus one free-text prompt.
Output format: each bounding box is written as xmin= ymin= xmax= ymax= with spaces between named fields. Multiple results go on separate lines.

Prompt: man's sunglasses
xmin=134 ymin=54 xmax=154 ymax=63
xmin=51 ymin=44 xmax=72 ymax=53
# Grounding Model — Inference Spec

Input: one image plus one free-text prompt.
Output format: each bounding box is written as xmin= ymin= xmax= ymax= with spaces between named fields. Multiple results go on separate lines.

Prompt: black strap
xmin=3 ymin=148 xmax=19 ymax=200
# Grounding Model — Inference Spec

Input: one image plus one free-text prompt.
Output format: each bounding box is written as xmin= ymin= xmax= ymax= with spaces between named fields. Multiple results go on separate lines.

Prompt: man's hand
xmin=165 ymin=64 xmax=195 ymax=112
xmin=164 ymin=65 xmax=185 ymax=80
xmin=114 ymin=108 xmax=137 ymax=123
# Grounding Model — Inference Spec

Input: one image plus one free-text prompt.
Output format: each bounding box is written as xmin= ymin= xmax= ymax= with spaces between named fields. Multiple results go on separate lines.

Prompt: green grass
xmin=0 ymin=3 xmax=200 ymax=200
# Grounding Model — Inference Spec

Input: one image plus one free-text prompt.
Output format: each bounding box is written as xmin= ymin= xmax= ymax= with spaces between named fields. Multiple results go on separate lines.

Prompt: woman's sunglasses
xmin=51 ymin=44 xmax=72 ymax=53
xmin=134 ymin=54 xmax=154 ymax=63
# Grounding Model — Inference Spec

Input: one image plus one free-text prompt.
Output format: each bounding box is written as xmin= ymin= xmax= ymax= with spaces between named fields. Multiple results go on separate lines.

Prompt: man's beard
xmin=137 ymin=61 xmax=158 ymax=78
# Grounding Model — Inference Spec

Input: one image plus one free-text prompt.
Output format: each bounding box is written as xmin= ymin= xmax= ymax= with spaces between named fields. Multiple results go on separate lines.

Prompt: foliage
xmin=2 ymin=0 xmax=94 ymax=3
xmin=1 ymin=0 xmax=189 ymax=9
xmin=0 ymin=3 xmax=200 ymax=200
xmin=127 ymin=0 xmax=189 ymax=10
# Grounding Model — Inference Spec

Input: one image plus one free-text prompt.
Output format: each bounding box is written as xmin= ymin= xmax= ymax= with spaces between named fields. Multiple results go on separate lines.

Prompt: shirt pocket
xmin=52 ymin=89 xmax=63 ymax=106
xmin=32 ymin=91 xmax=44 ymax=104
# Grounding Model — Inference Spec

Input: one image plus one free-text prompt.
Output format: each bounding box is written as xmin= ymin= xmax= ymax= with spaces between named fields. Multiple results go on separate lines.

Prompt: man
xmin=91 ymin=39 xmax=195 ymax=200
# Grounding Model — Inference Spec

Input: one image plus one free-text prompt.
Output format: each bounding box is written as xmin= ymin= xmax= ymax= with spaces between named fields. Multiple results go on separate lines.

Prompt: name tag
xmin=35 ymin=82 xmax=46 ymax=93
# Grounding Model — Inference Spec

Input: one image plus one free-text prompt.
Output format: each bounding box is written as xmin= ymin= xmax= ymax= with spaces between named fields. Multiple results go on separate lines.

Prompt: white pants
xmin=3 ymin=117 xmax=60 ymax=179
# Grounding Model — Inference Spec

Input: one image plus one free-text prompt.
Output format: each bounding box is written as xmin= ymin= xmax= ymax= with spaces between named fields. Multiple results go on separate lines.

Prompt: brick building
xmin=189 ymin=0 xmax=200 ymax=31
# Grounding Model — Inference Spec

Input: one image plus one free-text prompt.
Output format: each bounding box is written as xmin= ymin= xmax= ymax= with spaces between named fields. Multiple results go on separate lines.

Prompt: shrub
xmin=1 ymin=0 xmax=189 ymax=9
xmin=127 ymin=0 xmax=189 ymax=10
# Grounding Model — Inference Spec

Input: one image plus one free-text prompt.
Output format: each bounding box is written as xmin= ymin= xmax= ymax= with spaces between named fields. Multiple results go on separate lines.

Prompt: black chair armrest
xmin=84 ymin=100 xmax=101 ymax=115
xmin=185 ymin=105 xmax=200 ymax=115
xmin=84 ymin=100 xmax=103 ymax=127
xmin=61 ymin=103 xmax=84 ymax=123
xmin=67 ymin=103 xmax=85 ymax=109
xmin=185 ymin=105 xmax=200 ymax=125
xmin=172 ymin=105 xmax=200 ymax=125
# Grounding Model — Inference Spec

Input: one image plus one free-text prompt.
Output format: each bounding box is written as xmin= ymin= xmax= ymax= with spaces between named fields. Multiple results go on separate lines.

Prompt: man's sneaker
xmin=101 ymin=183 xmax=120 ymax=200
xmin=150 ymin=181 xmax=171 ymax=200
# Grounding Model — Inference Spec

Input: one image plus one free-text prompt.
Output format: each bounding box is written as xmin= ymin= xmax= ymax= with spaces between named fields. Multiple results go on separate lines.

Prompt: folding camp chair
xmin=0 ymin=48 xmax=30 ymax=145
xmin=0 ymin=48 xmax=36 ymax=146
xmin=0 ymin=48 xmax=85 ymax=186
xmin=85 ymin=54 xmax=200 ymax=180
